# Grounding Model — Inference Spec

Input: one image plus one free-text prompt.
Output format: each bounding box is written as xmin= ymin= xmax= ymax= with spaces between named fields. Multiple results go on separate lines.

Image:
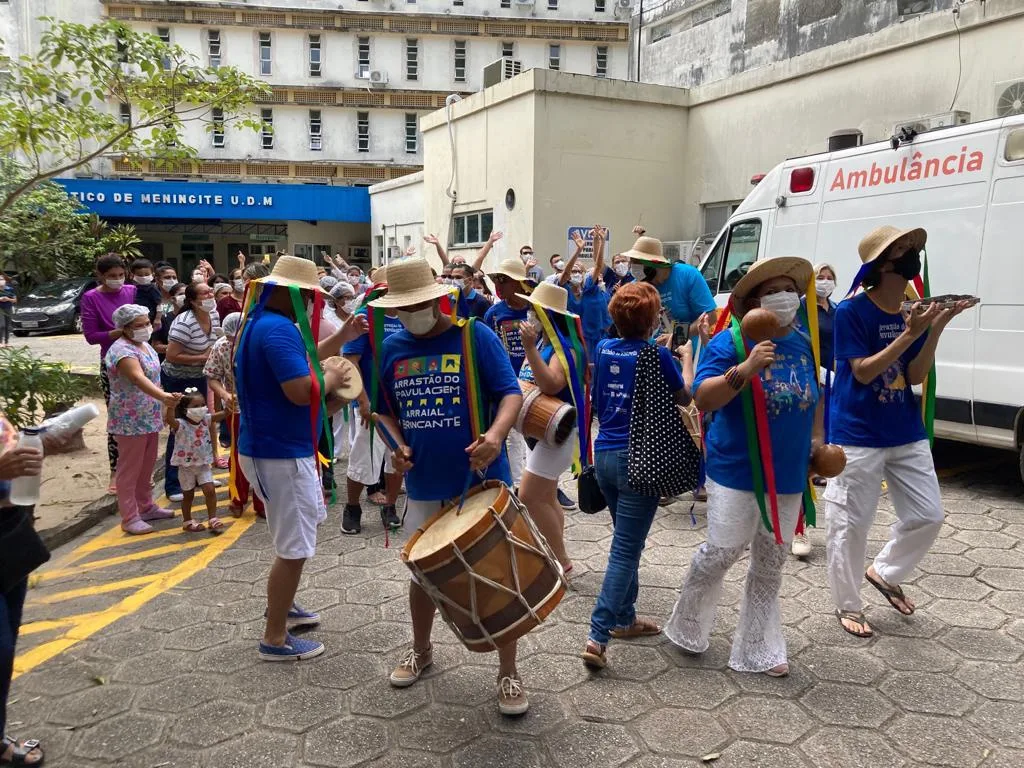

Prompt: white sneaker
xmin=168 ymin=492 xmax=184 ymax=503
xmin=791 ymin=534 xmax=812 ymax=558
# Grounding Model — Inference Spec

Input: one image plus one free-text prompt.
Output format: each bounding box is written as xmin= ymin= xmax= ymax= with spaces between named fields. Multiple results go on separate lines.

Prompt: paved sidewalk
xmin=9 ymin=452 xmax=1024 ymax=768
xmin=10 ymin=331 xmax=101 ymax=376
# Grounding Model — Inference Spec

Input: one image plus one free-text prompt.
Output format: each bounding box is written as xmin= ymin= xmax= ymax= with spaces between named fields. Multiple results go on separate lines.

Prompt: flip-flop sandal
xmin=208 ymin=517 xmax=225 ymax=534
xmin=581 ymin=641 xmax=607 ymax=670
xmin=609 ymin=619 xmax=661 ymax=639
xmin=764 ymin=664 xmax=790 ymax=677
xmin=214 ymin=457 xmax=229 ymax=469
xmin=1 ymin=736 xmax=44 ymax=766
xmin=836 ymin=610 xmax=873 ymax=638
xmin=182 ymin=520 xmax=206 ymax=533
xmin=228 ymin=504 xmax=244 ymax=518
xmin=865 ymin=571 xmax=915 ymax=615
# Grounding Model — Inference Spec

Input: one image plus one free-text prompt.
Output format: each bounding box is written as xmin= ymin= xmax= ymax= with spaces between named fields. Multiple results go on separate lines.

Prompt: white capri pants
xmin=524 ymin=429 xmax=577 ymax=482
xmin=506 ymin=430 xmax=528 ymax=487
xmin=824 ymin=440 xmax=943 ymax=613
xmin=239 ymin=455 xmax=327 ymax=560
xmin=346 ymin=409 xmax=394 ymax=486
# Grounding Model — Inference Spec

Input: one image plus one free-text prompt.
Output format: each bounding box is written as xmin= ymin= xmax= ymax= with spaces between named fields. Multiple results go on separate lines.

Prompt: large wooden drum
xmin=401 ymin=481 xmax=566 ymax=652
xmin=516 ymin=381 xmax=577 ymax=445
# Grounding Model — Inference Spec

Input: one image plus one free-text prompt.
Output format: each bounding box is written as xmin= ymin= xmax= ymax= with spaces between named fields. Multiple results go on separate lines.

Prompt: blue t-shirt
xmin=519 ymin=344 xmax=572 ymax=403
xmin=380 ymin=322 xmax=521 ymax=500
xmin=659 ymin=262 xmax=717 ymax=326
xmin=235 ymin=310 xmax=316 ymax=459
xmin=593 ymin=338 xmax=685 ymax=453
xmin=342 ymin=310 xmax=404 ymax=397
xmin=566 ymin=275 xmax=611 ymax=363
xmin=830 ymin=293 xmax=928 ymax=448
xmin=695 ymin=328 xmax=819 ymax=494
xmin=456 ymin=288 xmax=491 ymax=321
xmin=801 ymin=296 xmax=838 ymax=372
xmin=484 ymin=301 xmax=528 ymax=374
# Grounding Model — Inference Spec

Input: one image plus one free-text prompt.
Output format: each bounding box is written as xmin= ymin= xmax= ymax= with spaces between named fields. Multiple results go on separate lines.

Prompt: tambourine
xmin=900 ymin=294 xmax=980 ymax=313
xmin=322 ymin=356 xmax=363 ymax=401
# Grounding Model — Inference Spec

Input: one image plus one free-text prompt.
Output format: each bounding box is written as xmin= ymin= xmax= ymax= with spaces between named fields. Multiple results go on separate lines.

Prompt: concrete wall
xmin=369 ymin=172 xmax=426 ymax=267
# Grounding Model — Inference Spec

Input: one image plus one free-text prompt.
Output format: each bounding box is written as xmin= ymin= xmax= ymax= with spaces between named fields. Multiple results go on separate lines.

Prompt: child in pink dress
xmin=166 ymin=388 xmax=225 ymax=533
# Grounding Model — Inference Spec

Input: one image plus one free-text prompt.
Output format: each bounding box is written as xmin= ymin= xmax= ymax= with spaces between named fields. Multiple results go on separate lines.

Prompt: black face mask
xmin=642 ymin=266 xmax=658 ymax=282
xmin=892 ymin=248 xmax=921 ymax=280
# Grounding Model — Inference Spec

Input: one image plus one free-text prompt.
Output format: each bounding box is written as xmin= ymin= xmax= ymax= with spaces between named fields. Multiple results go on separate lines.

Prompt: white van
xmin=698 ymin=114 xmax=1024 ymax=481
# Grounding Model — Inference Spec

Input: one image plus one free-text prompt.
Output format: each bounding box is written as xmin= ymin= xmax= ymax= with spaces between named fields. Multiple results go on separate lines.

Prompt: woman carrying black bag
xmin=581 ymin=282 xmax=695 ymax=671
xmin=0 ymin=413 xmax=47 ymax=767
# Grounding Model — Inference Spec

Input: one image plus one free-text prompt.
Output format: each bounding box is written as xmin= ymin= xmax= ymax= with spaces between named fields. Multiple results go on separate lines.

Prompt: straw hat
xmin=624 ymin=236 xmax=670 ymax=266
xmin=254 ymin=255 xmax=326 ymax=294
xmin=858 ymin=225 xmax=927 ymax=265
xmin=488 ymin=257 xmax=531 ymax=283
xmin=731 ymin=257 xmax=814 ymax=318
xmin=368 ymin=257 xmax=449 ymax=308
xmin=514 ymin=281 xmax=577 ymax=317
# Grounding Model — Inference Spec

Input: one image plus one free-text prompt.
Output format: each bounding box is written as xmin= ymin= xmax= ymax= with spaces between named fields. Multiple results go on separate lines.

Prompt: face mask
xmin=815 ymin=278 xmax=835 ymax=298
xmin=614 ymin=262 xmax=629 ymax=277
xmin=570 ymin=273 xmax=584 ymax=286
xmin=347 ymin=275 xmax=361 ymax=286
xmin=553 ymin=260 xmax=565 ymax=271
xmin=162 ymin=278 xmax=177 ymax=292
xmin=521 ymin=253 xmax=533 ymax=264
xmin=758 ymin=291 xmax=801 ymax=326
xmin=186 ymin=406 xmax=208 ymax=421
xmin=105 ymin=278 xmax=125 ymax=290
xmin=192 ymin=272 xmax=205 ymax=283
xmin=232 ymin=280 xmax=244 ymax=292
xmin=396 ymin=306 xmax=437 ymax=336
xmin=130 ymin=325 xmax=152 ymax=343
xmin=135 ymin=275 xmax=153 ymax=285
xmin=343 ymin=300 xmax=357 ymax=315
xmin=892 ymin=249 xmax=921 ymax=280
xmin=199 ymin=298 xmax=216 ymax=312
xmin=174 ymin=294 xmax=185 ymax=307
xmin=453 ymin=278 xmax=465 ymax=290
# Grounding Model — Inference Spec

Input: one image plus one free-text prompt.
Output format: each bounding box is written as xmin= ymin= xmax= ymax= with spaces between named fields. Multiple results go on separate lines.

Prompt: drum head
xmin=408 ymin=485 xmax=503 ymax=560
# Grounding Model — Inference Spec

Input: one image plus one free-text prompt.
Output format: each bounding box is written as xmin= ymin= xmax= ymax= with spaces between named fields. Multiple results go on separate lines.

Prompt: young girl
xmin=166 ymin=388 xmax=225 ymax=533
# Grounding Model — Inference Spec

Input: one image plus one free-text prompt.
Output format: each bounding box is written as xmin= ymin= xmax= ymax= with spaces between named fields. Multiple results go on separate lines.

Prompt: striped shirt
xmin=162 ymin=309 xmax=221 ymax=379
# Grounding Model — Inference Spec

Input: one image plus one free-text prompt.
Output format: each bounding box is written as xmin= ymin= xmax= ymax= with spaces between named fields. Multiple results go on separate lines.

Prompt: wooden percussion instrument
xmin=322 ymin=356 xmax=363 ymax=401
xmin=401 ymin=481 xmax=566 ymax=652
xmin=516 ymin=381 xmax=577 ymax=445
xmin=741 ymin=308 xmax=783 ymax=381
xmin=811 ymin=444 xmax=847 ymax=478
xmin=900 ymin=294 xmax=979 ymax=313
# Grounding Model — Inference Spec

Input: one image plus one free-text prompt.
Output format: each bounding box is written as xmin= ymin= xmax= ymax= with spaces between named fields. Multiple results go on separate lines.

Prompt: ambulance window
xmin=722 ymin=220 xmax=762 ymax=291
xmin=1006 ymin=129 xmax=1024 ymax=162
xmin=700 ymin=235 xmax=727 ymax=294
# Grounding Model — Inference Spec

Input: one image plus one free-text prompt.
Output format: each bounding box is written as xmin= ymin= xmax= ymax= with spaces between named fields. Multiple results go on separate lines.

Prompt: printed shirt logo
xmin=828 ymin=146 xmax=984 ymax=193
xmin=393 ymin=354 xmax=464 ymax=431
xmin=873 ymin=319 xmax=910 ymax=405
xmin=763 ymin=350 xmax=816 ymax=417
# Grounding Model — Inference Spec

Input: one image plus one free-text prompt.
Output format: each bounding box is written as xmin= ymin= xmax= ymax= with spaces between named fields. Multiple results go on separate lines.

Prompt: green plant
xmin=101 ymin=223 xmax=143 ymax=260
xmin=0 ymin=346 xmax=88 ymax=429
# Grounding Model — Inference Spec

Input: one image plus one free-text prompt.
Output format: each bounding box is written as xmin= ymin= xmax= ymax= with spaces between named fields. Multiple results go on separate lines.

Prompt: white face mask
xmin=453 ymin=278 xmax=466 ymax=290
xmin=192 ymin=272 xmax=205 ymax=284
xmin=105 ymin=278 xmax=125 ymax=290
xmin=347 ymin=274 xmax=362 ymax=286
xmin=553 ymin=260 xmax=565 ymax=271
xmin=232 ymin=279 xmax=244 ymax=292
xmin=614 ymin=262 xmax=629 ymax=277
xmin=815 ymin=278 xmax=835 ymax=298
xmin=396 ymin=305 xmax=437 ymax=336
xmin=162 ymin=278 xmax=177 ymax=292
xmin=199 ymin=298 xmax=217 ymax=313
xmin=186 ymin=406 xmax=208 ymax=421
xmin=173 ymin=294 xmax=185 ymax=307
xmin=130 ymin=325 xmax=152 ymax=343
xmin=759 ymin=291 xmax=801 ymax=327
xmin=343 ymin=299 xmax=357 ymax=315
xmin=135 ymin=275 xmax=153 ymax=285
xmin=570 ymin=273 xmax=584 ymax=286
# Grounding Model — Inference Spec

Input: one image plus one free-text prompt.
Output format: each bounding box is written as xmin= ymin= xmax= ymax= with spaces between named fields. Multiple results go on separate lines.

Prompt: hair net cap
xmin=213 ymin=282 xmax=231 ymax=295
xmin=330 ymin=281 xmax=355 ymax=300
xmin=112 ymin=304 xmax=150 ymax=328
xmin=320 ymin=275 xmax=339 ymax=291
xmin=221 ymin=312 xmax=242 ymax=337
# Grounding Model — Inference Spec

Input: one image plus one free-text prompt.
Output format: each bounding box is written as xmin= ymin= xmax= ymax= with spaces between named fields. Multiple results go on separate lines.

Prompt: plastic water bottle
xmin=9 ymin=427 xmax=45 ymax=506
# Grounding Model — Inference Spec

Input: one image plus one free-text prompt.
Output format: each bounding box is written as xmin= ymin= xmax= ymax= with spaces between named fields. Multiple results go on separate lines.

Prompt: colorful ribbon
xmin=461 ymin=318 xmax=487 ymax=440
xmin=532 ymin=306 xmax=590 ymax=469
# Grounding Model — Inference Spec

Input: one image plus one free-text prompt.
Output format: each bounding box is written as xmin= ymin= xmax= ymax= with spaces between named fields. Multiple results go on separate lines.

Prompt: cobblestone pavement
xmin=9 ymin=444 xmax=1024 ymax=768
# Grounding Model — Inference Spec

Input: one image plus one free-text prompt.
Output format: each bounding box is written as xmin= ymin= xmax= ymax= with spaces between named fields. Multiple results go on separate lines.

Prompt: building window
xmin=308 ymin=34 xmax=322 ymax=77
xmin=501 ymin=41 xmax=515 ymax=59
xmin=405 ymin=113 xmax=418 ymax=154
xmin=211 ymin=107 xmax=225 ymax=148
xmin=451 ymin=210 xmax=494 ymax=247
xmin=500 ymin=0 xmax=511 ymax=6
xmin=595 ymin=0 xmax=606 ymax=11
xmin=548 ymin=44 xmax=561 ymax=70
xmin=308 ymin=110 xmax=323 ymax=151
xmin=119 ymin=102 xmax=131 ymax=125
xmin=357 ymin=111 xmax=369 ymax=152
xmin=156 ymin=27 xmax=171 ymax=70
xmin=261 ymin=108 xmax=274 ymax=149
xmin=454 ymin=41 xmax=467 ymax=83
xmin=405 ymin=38 xmax=418 ymax=81
xmin=206 ymin=29 xmax=221 ymax=68
xmin=357 ymin=37 xmax=371 ymax=78
xmin=258 ymin=32 xmax=272 ymax=76
xmin=548 ymin=0 xmax=558 ymax=8
xmin=454 ymin=0 xmax=463 ymax=5
xmin=595 ymin=45 xmax=608 ymax=77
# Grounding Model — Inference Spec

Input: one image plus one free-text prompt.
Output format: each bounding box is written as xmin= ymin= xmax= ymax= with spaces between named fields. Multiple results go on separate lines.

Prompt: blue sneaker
xmin=263 ymin=603 xmax=321 ymax=630
xmin=557 ymin=489 xmax=576 ymax=511
xmin=258 ymin=633 xmax=325 ymax=662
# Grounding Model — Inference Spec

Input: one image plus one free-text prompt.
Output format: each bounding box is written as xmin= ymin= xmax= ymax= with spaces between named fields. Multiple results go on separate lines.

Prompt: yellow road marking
xmin=19 ymin=612 xmax=105 ymax=636
xmin=14 ymin=513 xmax=256 ymax=679
xmin=39 ymin=539 xmax=214 ymax=581
xmin=74 ymin=517 xmax=238 ymax=554
xmin=26 ymin=575 xmax=160 ymax=606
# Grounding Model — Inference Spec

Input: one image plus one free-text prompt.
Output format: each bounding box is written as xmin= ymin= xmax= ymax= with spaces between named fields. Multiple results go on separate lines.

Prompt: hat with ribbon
xmin=514 ymin=281 xmax=577 ymax=317
xmin=730 ymin=257 xmax=814 ymax=318
xmin=624 ymin=236 xmax=671 ymax=266
xmin=254 ymin=255 xmax=326 ymax=294
xmin=858 ymin=225 xmax=927 ymax=265
xmin=368 ymin=258 xmax=450 ymax=309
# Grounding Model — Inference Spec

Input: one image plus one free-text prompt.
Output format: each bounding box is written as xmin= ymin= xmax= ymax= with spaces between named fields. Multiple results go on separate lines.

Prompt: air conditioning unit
xmin=482 ymin=57 xmax=523 ymax=89
xmin=514 ymin=0 xmax=535 ymax=6
xmin=892 ymin=110 xmax=970 ymax=140
xmin=895 ymin=0 xmax=932 ymax=16
xmin=662 ymin=240 xmax=696 ymax=264
xmin=387 ymin=245 xmax=402 ymax=260
xmin=615 ymin=0 xmax=632 ymax=10
xmin=369 ymin=70 xmax=389 ymax=86
xmin=995 ymin=80 xmax=1024 ymax=118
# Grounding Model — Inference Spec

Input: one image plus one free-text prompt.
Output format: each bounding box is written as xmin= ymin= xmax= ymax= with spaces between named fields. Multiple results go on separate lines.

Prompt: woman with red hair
xmin=582 ymin=282 xmax=694 ymax=669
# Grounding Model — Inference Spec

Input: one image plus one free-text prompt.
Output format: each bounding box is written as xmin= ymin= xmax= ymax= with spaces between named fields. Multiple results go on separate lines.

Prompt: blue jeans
xmin=1 ymin=577 xmax=27 ymax=737
xmin=161 ymin=371 xmax=207 ymax=497
xmin=589 ymin=448 xmax=659 ymax=645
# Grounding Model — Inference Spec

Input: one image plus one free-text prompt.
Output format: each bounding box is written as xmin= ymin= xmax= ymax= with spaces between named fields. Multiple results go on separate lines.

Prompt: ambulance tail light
xmin=790 ymin=167 xmax=815 ymax=193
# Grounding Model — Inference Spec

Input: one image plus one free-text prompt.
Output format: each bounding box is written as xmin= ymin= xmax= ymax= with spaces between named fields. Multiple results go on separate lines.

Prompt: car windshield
xmin=25 ymin=278 xmax=87 ymax=300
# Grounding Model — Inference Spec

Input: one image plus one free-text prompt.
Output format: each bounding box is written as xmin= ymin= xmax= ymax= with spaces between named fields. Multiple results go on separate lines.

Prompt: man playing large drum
xmin=371 ymin=258 xmax=529 ymax=716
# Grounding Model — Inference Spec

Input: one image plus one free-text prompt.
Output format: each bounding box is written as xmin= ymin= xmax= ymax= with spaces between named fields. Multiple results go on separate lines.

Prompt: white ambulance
xmin=698 ymin=114 xmax=1024 ymax=480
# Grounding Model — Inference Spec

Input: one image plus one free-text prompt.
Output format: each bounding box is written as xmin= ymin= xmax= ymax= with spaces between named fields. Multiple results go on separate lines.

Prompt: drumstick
xmin=370 ymin=413 xmax=400 ymax=453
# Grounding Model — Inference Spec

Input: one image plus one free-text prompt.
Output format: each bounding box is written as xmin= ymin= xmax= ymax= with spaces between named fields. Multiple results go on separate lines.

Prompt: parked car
xmin=11 ymin=277 xmax=96 ymax=336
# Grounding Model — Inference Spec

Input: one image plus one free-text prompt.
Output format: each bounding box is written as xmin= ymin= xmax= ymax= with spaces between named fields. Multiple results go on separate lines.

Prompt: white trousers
xmin=664 ymin=478 xmax=801 ymax=673
xmin=506 ymin=429 xmax=528 ymax=487
xmin=824 ymin=440 xmax=943 ymax=613
xmin=346 ymin=409 xmax=394 ymax=486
